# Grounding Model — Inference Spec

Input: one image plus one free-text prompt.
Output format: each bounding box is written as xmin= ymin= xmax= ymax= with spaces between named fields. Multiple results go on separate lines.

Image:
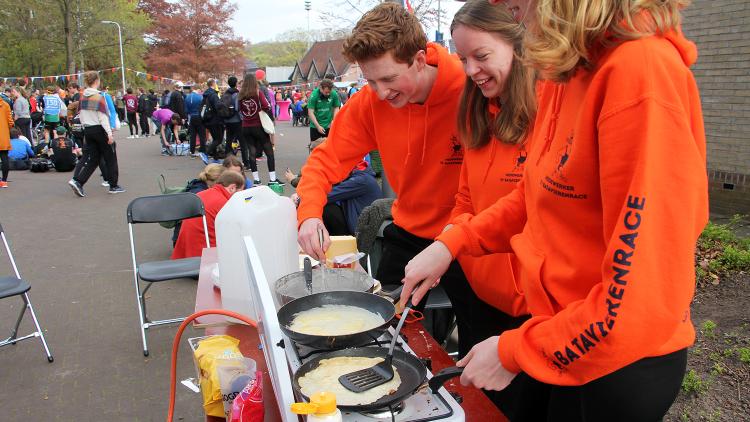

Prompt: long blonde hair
xmin=527 ymin=0 xmax=689 ymax=81
xmin=451 ymin=0 xmax=536 ymax=147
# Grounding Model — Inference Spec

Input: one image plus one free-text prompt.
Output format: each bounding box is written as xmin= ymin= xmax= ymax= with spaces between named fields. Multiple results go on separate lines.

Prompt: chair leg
xmin=9 ymin=299 xmax=26 ymax=345
xmin=24 ymin=293 xmax=53 ymax=362
xmin=134 ymin=276 xmax=149 ymax=357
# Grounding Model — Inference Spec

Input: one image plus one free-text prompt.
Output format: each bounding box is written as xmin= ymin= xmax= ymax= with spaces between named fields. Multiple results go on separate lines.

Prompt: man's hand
xmin=457 ymin=336 xmax=518 ymax=391
xmin=284 ymin=168 xmax=297 ymax=183
xmin=107 ymin=135 xmax=114 ymax=145
xmin=298 ymin=218 xmax=330 ymax=262
xmin=290 ymin=193 xmax=301 ymax=207
xmin=400 ymin=241 xmax=453 ymax=307
xmin=316 ymin=125 xmax=326 ymax=135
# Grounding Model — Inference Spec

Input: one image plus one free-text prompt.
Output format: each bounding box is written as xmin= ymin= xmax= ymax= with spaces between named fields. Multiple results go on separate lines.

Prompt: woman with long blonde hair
xmin=402 ymin=0 xmax=706 ymax=419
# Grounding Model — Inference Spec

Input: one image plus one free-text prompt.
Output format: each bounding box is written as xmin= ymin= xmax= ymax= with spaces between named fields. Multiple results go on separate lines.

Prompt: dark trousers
xmin=0 ymin=150 xmax=9 ymax=181
xmin=309 ymin=126 xmax=327 ymax=143
xmin=206 ymin=124 xmax=225 ymax=159
xmin=225 ymin=121 xmax=241 ymax=154
xmin=495 ymin=349 xmax=687 ymax=422
xmin=376 ymin=223 xmax=525 ymax=358
xmin=127 ymin=111 xmax=138 ymax=135
xmin=116 ymin=107 xmax=125 ymax=122
xmin=14 ymin=118 xmax=32 ymax=142
xmin=74 ymin=126 xmax=118 ymax=187
xmin=139 ymin=113 xmax=150 ymax=135
xmin=323 ymin=203 xmax=350 ymax=236
xmin=188 ymin=116 xmax=205 ymax=154
xmin=242 ymin=126 xmax=275 ymax=173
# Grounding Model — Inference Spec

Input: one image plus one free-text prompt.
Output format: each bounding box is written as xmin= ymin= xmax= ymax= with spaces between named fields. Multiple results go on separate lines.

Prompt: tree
xmin=318 ymin=0 xmax=445 ymax=30
xmin=0 ymin=0 xmax=150 ymax=85
xmin=246 ymin=41 xmax=308 ymax=68
xmin=142 ymin=0 xmax=245 ymax=82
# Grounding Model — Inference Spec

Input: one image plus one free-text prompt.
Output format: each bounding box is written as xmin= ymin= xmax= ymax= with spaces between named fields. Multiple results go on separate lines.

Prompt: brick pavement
xmin=0 ymin=123 xmax=312 ymax=421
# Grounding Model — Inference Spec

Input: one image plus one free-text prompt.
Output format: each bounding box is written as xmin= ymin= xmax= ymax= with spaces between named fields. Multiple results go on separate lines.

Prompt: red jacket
xmin=172 ymin=185 xmax=232 ymax=259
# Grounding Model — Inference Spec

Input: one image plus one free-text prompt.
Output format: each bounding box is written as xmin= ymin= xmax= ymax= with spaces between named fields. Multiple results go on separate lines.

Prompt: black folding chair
xmin=0 ymin=222 xmax=53 ymax=362
xmin=127 ymin=193 xmax=209 ymax=356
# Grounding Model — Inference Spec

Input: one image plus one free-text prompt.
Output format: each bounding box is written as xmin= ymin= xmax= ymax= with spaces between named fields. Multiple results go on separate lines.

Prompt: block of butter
xmin=325 ymin=235 xmax=358 ymax=262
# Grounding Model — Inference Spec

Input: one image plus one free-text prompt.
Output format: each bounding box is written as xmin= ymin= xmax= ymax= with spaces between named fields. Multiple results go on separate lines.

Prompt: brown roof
xmin=297 ymin=39 xmax=351 ymax=79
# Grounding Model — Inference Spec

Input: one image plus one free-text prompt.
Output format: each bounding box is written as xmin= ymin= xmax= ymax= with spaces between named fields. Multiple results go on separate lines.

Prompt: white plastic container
xmin=215 ymin=186 xmax=298 ymax=321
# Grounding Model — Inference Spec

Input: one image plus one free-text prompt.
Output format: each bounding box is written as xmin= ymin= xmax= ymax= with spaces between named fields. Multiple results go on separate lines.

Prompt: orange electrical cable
xmin=166 ymin=309 xmax=258 ymax=422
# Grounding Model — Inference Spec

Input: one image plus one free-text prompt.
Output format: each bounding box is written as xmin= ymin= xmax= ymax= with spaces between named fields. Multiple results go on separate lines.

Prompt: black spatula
xmin=338 ymin=295 xmax=413 ymax=392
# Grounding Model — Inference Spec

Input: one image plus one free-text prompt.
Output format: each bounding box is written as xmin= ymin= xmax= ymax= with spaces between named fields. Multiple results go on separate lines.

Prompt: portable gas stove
xmin=242 ymin=237 xmax=465 ymax=421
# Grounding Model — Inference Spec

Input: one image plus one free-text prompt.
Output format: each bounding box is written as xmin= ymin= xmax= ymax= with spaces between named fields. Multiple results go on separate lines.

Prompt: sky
xmin=231 ymin=0 xmax=464 ymax=44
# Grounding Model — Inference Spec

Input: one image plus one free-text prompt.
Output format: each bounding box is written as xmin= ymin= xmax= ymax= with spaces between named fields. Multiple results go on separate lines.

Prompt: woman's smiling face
xmin=453 ymin=24 xmax=516 ymax=99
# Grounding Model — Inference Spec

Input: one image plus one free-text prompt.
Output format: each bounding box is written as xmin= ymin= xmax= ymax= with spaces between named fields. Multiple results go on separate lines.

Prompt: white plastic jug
xmin=215 ymin=186 xmax=298 ymax=320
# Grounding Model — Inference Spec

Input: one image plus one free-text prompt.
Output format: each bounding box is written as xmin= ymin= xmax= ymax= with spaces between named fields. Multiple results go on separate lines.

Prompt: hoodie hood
xmin=665 ymin=28 xmax=698 ymax=67
xmin=83 ymin=88 xmax=100 ymax=97
xmin=420 ymin=43 xmax=466 ymax=107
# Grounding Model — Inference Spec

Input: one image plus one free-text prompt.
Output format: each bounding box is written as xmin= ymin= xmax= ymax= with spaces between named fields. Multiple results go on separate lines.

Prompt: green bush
xmin=701 ymin=320 xmax=717 ymax=339
xmin=738 ymin=347 xmax=750 ymax=364
xmin=697 ymin=215 xmax=750 ymax=276
xmin=682 ymin=369 xmax=706 ymax=395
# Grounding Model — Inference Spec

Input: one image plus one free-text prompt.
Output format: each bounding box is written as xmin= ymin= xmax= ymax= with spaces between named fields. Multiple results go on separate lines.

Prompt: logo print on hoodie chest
xmin=501 ymin=147 xmax=527 ymax=184
xmin=540 ymin=131 xmax=588 ymax=200
xmin=440 ymin=135 xmax=464 ymax=165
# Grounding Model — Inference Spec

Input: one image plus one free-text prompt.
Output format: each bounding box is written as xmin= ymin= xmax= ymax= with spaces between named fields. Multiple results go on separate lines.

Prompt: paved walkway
xmin=0 ymin=123 xmax=312 ymax=421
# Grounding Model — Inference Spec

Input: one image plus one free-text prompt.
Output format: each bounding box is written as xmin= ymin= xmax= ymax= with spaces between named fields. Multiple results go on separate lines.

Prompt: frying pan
xmin=292 ymin=347 xmax=464 ymax=412
xmin=278 ymin=291 xmax=396 ymax=349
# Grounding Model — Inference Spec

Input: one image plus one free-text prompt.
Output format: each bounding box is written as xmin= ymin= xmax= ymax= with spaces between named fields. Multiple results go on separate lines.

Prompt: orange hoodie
xmin=296 ymin=43 xmax=466 ymax=239
xmin=449 ymin=102 xmax=528 ymax=316
xmin=438 ymin=30 xmax=708 ymax=385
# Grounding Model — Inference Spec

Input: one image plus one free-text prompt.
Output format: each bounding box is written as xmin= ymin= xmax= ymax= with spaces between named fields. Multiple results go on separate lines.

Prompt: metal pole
xmin=102 ymin=21 xmax=126 ymax=94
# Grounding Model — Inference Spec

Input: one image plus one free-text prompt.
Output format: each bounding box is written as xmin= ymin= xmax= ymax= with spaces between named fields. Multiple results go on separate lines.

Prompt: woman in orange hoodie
xmin=442 ymin=1 xmax=536 ymax=361
xmin=0 ymin=98 xmax=13 ymax=188
xmin=402 ymin=0 xmax=707 ymax=420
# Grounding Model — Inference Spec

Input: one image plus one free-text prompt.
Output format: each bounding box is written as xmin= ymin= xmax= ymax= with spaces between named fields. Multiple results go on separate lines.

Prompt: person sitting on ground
xmin=152 ymin=107 xmax=182 ymax=155
xmin=289 ymin=159 xmax=383 ymax=236
xmin=171 ymin=170 xmax=245 ymax=259
xmin=171 ymin=163 xmax=225 ymax=245
xmin=222 ymin=155 xmax=253 ymax=189
xmin=49 ymin=126 xmax=77 ymax=172
xmin=8 ymin=128 xmax=35 ymax=171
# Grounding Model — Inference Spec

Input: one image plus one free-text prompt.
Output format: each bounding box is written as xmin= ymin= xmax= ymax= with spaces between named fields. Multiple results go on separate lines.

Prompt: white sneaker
xmin=101 ymin=181 xmax=110 ymax=187
xmin=127 ymin=135 xmax=135 ymax=139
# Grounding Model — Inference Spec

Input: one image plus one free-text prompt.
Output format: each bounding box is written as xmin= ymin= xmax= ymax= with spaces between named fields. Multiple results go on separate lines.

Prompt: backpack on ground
xmin=157 ymin=174 xmax=188 ymax=229
xmin=30 ymin=158 xmax=51 ymax=173
xmin=217 ymin=91 xmax=236 ymax=118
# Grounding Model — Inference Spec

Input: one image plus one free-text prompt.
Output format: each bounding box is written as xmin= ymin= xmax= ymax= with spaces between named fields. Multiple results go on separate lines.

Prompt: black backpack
xmin=200 ymin=96 xmax=215 ymax=122
xmin=217 ymin=91 xmax=236 ymax=118
xmin=30 ymin=158 xmax=51 ymax=173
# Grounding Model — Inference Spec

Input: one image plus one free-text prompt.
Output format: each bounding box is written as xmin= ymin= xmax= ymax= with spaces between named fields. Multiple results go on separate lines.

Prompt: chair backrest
xmin=127 ymin=193 xmax=205 ymax=224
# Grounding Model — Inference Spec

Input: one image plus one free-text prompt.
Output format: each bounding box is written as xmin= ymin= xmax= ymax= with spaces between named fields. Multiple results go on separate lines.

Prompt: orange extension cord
xmin=166 ymin=309 xmax=258 ymax=422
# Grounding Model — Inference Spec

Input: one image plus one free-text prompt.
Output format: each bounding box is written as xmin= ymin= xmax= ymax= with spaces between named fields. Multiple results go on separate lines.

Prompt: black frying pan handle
xmin=380 ymin=284 xmax=404 ymax=301
xmin=428 ymin=366 xmax=464 ymax=394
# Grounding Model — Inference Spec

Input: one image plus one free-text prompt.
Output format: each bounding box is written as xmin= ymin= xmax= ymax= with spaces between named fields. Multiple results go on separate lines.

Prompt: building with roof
xmin=289 ymin=39 xmax=362 ymax=86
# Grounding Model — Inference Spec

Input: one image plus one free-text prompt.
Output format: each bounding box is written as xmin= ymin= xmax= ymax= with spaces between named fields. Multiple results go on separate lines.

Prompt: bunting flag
xmin=0 ymin=67 xmax=183 ymax=85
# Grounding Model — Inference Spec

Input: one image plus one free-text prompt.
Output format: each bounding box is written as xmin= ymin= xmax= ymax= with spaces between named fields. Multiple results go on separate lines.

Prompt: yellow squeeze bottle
xmin=290 ymin=392 xmax=343 ymax=422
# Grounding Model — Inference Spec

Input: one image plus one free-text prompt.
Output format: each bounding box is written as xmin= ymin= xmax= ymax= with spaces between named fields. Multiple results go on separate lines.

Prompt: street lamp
xmin=304 ymin=0 xmax=312 ymax=49
xmin=101 ymin=20 xmax=126 ymax=95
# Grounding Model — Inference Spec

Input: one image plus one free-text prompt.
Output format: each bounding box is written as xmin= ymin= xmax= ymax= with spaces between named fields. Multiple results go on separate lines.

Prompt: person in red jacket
xmin=295 ymin=2 xmax=502 ymax=357
xmin=171 ymin=171 xmax=245 ymax=259
xmin=402 ymin=0 xmax=708 ymax=420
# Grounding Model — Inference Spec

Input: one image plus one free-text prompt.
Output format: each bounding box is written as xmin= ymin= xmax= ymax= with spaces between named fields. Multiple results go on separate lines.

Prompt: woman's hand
xmin=400 ymin=241 xmax=453 ymax=307
xmin=457 ymin=336 xmax=517 ymax=391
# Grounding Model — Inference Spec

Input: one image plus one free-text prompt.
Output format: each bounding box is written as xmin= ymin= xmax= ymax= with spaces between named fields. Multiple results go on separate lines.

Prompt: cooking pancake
xmin=288 ymin=304 xmax=385 ymax=336
xmin=298 ymin=356 xmax=401 ymax=406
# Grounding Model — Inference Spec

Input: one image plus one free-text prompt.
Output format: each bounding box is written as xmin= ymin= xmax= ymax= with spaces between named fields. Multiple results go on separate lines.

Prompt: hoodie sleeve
xmin=296 ymin=91 xmax=377 ymax=225
xmin=437 ymin=180 xmax=527 ymax=257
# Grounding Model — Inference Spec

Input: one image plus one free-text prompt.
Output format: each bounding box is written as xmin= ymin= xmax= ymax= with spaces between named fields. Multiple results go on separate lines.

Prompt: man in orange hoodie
xmin=296 ymin=2 xmax=495 ymax=356
xmin=402 ymin=0 xmax=708 ymax=420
